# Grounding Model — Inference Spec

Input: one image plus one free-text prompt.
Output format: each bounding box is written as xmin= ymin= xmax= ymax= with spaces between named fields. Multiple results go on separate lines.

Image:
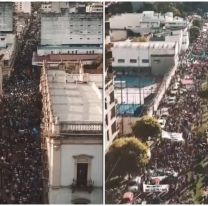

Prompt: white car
xmin=159 ymin=108 xmax=169 ymax=118
xmin=127 ymin=177 xmax=141 ymax=192
xmin=166 ymin=96 xmax=176 ymax=105
xmin=170 ymin=89 xmax=178 ymax=95
xmin=158 ymin=119 xmax=166 ymax=129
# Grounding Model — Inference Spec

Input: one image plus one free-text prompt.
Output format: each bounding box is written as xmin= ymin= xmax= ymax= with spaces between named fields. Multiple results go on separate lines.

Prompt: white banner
xmin=143 ymin=183 xmax=169 ymax=193
xmin=162 ymin=130 xmax=184 ymax=142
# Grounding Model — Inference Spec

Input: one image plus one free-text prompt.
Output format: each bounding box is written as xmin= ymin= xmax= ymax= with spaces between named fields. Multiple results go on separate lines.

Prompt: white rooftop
xmin=47 ymin=69 xmax=102 ymax=123
xmin=113 ymin=41 xmax=176 ymax=49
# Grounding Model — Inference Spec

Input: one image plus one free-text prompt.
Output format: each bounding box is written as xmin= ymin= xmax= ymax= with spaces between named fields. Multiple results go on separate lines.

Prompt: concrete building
xmin=112 ymin=41 xmax=179 ymax=75
xmin=0 ymin=34 xmax=16 ymax=95
xmin=86 ymin=3 xmax=103 ymax=13
xmin=164 ymin=28 xmax=189 ymax=52
xmin=0 ymin=33 xmax=16 ymax=95
xmin=0 ymin=64 xmax=2 ymax=96
xmin=0 ymin=3 xmax=13 ymax=32
xmin=41 ymin=3 xmax=52 ymax=13
xmin=40 ymin=63 xmax=103 ymax=204
xmin=165 ymin=16 xmax=187 ymax=29
xmin=15 ymin=2 xmax=31 ymax=14
xmin=37 ymin=12 xmax=102 ymax=55
xmin=105 ymin=76 xmax=118 ymax=152
xmin=0 ymin=3 xmax=15 ymax=96
xmin=41 ymin=13 xmax=102 ymax=47
xmin=41 ymin=2 xmax=78 ymax=13
xmin=33 ymin=12 xmax=103 ymax=67
xmin=109 ymin=11 xmax=188 ymax=41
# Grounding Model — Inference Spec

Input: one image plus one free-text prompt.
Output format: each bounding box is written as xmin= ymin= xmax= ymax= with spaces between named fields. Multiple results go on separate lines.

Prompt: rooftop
xmin=113 ymin=41 xmax=176 ymax=49
xmin=46 ymin=69 xmax=102 ymax=123
xmin=33 ymin=53 xmax=101 ymax=63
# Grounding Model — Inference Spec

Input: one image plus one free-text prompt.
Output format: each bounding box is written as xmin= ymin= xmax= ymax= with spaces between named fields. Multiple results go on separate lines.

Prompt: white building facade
xmin=39 ymin=13 xmax=103 ymax=55
xmin=105 ymin=77 xmax=118 ymax=152
xmin=40 ymin=64 xmax=103 ymax=204
xmin=109 ymin=11 xmax=188 ymax=41
xmin=15 ymin=2 xmax=31 ymax=14
xmin=112 ymin=41 xmax=179 ymax=75
xmin=86 ymin=3 xmax=103 ymax=13
xmin=0 ymin=3 xmax=13 ymax=32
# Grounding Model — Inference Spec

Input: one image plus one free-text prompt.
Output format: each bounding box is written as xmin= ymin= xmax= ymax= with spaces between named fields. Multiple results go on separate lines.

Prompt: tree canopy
xmin=198 ymin=77 xmax=208 ymax=99
xmin=132 ymin=115 xmax=161 ymax=142
xmin=192 ymin=19 xmax=202 ymax=28
xmin=190 ymin=26 xmax=200 ymax=43
xmin=106 ymin=137 xmax=149 ymax=178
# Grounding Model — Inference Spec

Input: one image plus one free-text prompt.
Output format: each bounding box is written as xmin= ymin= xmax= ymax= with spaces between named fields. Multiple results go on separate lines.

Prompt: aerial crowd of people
xmin=106 ymin=24 xmax=208 ymax=204
xmin=0 ymin=72 xmax=43 ymax=204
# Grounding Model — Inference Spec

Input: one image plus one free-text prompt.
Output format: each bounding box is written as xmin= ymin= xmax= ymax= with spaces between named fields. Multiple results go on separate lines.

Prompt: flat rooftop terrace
xmin=47 ymin=69 xmax=102 ymax=123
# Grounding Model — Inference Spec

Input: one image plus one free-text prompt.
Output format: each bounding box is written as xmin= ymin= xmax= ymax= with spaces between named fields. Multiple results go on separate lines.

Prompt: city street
xmin=106 ymin=21 xmax=208 ymax=204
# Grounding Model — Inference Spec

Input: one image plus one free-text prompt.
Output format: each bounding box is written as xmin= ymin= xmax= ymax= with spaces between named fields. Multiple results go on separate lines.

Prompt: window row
xmin=69 ymin=37 xmax=101 ymax=40
xmin=117 ymin=59 xmax=150 ymax=63
xmin=50 ymin=50 xmax=95 ymax=54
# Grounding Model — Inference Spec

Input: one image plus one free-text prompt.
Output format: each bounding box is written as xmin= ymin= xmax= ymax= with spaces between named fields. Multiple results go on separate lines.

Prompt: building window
xmin=142 ymin=59 xmax=149 ymax=63
xmin=107 ymin=131 xmax=109 ymax=141
xmin=71 ymin=198 xmax=91 ymax=204
xmin=110 ymin=92 xmax=115 ymax=103
xmin=130 ymin=59 xmax=137 ymax=63
xmin=106 ymin=115 xmax=108 ymax=125
xmin=73 ymin=155 xmax=93 ymax=187
xmin=111 ymin=106 xmax=116 ymax=119
xmin=111 ymin=122 xmax=117 ymax=135
xmin=118 ymin=59 xmax=125 ymax=63
xmin=154 ymin=59 xmax=160 ymax=64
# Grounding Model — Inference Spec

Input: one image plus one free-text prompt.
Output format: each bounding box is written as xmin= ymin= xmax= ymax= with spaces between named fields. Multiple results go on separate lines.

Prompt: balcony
xmin=59 ymin=121 xmax=103 ymax=135
xmin=71 ymin=179 xmax=94 ymax=193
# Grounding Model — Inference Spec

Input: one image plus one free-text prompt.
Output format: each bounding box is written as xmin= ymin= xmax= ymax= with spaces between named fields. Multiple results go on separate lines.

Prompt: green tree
xmin=198 ymin=77 xmax=208 ymax=99
xmin=132 ymin=115 xmax=161 ymax=142
xmin=192 ymin=19 xmax=202 ymax=28
xmin=190 ymin=26 xmax=200 ymax=43
xmin=106 ymin=137 xmax=149 ymax=179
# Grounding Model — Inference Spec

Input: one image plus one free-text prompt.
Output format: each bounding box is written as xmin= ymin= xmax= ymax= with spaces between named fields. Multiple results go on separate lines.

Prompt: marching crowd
xmin=147 ymin=30 xmax=208 ymax=203
xmin=0 ymin=73 xmax=43 ymax=203
xmin=106 ymin=26 xmax=208 ymax=204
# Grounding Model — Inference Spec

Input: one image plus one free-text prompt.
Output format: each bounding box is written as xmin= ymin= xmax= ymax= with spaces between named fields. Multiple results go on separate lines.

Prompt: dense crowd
xmin=0 ymin=73 xmax=43 ymax=203
xmin=147 ymin=30 xmax=208 ymax=203
xmin=106 ymin=26 xmax=208 ymax=204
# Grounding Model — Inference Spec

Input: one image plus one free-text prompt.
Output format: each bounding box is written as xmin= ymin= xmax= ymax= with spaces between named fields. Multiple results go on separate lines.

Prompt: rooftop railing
xmin=59 ymin=121 xmax=103 ymax=134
